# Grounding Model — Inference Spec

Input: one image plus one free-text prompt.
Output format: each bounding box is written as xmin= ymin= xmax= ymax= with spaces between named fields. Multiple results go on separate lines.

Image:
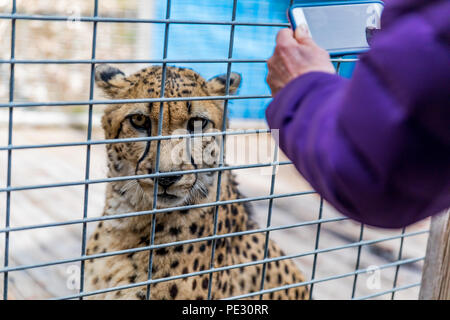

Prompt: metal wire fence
xmin=0 ymin=0 xmax=429 ymax=300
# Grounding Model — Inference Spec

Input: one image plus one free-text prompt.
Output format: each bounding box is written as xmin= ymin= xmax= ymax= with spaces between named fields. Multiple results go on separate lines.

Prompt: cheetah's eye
xmin=187 ymin=117 xmax=209 ymax=133
xmin=129 ymin=114 xmax=150 ymax=131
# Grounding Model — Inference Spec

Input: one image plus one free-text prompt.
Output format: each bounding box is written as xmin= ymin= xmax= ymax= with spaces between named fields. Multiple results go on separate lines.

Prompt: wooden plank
xmin=419 ymin=209 xmax=450 ymax=300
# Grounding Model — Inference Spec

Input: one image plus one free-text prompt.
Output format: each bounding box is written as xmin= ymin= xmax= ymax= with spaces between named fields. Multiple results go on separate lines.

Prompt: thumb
xmin=294 ymin=24 xmax=313 ymax=44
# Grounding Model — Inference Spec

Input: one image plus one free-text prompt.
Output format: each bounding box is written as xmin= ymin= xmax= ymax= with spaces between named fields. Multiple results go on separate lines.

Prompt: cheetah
xmin=84 ymin=64 xmax=310 ymax=300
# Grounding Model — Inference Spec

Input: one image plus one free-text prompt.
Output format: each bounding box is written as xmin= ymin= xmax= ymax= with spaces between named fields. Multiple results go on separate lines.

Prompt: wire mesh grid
xmin=0 ymin=0 xmax=430 ymax=300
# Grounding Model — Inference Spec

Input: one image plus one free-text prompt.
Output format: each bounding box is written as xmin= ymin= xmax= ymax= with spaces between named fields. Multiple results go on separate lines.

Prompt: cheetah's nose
xmin=153 ymin=175 xmax=183 ymax=188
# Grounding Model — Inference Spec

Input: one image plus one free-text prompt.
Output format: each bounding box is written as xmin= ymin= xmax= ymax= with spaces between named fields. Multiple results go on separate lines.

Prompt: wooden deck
xmin=0 ymin=123 xmax=429 ymax=300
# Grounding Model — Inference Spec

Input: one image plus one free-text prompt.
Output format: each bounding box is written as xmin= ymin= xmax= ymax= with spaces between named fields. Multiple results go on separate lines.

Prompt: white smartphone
xmin=288 ymin=2 xmax=384 ymax=56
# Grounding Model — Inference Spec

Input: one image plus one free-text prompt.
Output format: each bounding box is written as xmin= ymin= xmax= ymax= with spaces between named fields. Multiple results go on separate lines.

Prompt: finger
xmin=266 ymin=72 xmax=272 ymax=88
xmin=294 ymin=24 xmax=314 ymax=45
xmin=266 ymin=73 xmax=275 ymax=94
xmin=276 ymin=28 xmax=297 ymax=46
xmin=266 ymin=55 xmax=273 ymax=67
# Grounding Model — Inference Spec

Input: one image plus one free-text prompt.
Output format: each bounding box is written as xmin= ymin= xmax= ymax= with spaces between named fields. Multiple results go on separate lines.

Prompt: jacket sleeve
xmin=265 ymin=1 xmax=450 ymax=228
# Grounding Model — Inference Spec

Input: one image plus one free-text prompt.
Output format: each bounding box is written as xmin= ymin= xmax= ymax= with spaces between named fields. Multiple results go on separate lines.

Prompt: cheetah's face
xmin=95 ymin=65 xmax=241 ymax=208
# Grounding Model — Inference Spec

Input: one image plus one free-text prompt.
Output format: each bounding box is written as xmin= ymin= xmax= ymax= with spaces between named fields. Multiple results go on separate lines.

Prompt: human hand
xmin=267 ymin=26 xmax=335 ymax=96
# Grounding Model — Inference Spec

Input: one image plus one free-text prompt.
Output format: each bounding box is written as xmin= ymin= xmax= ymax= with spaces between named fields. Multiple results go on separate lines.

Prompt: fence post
xmin=419 ymin=209 xmax=450 ymax=300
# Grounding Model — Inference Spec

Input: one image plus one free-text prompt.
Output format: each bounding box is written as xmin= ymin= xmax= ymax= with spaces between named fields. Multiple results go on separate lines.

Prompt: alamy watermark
xmin=365 ymin=265 xmax=381 ymax=290
xmin=66 ymin=5 xmax=82 ymax=30
xmin=66 ymin=265 xmax=80 ymax=290
xmin=168 ymin=124 xmax=280 ymax=176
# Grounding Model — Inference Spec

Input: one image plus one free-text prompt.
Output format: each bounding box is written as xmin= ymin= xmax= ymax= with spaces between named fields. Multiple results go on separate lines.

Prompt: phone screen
xmin=290 ymin=3 xmax=383 ymax=55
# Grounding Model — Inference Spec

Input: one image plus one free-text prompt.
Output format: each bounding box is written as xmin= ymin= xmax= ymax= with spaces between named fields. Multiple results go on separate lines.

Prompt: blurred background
xmin=0 ymin=0 xmax=288 ymax=119
xmin=0 ymin=0 xmax=429 ymax=300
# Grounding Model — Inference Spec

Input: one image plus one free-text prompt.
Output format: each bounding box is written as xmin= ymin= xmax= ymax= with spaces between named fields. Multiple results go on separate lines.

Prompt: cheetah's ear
xmin=95 ymin=64 xmax=128 ymax=98
xmin=207 ymin=72 xmax=241 ymax=96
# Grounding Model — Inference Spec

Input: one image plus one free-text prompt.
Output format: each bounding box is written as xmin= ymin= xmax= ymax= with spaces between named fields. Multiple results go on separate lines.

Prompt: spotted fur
xmin=85 ymin=64 xmax=309 ymax=300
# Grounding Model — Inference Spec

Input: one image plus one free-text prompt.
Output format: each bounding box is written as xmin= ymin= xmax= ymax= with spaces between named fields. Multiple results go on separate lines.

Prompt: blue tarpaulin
xmin=150 ymin=0 xmax=356 ymax=119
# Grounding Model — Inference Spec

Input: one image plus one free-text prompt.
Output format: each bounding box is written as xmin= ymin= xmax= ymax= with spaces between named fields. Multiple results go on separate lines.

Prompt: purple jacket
xmin=266 ymin=0 xmax=450 ymax=228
